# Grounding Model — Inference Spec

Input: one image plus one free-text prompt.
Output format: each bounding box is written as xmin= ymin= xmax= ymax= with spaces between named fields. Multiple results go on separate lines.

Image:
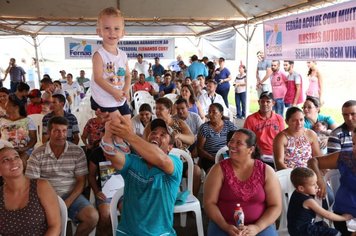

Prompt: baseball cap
xmin=259 ymin=91 xmax=274 ymax=100
xmin=150 ymin=119 xmax=173 ymax=135
xmin=28 ymin=89 xmax=42 ymax=98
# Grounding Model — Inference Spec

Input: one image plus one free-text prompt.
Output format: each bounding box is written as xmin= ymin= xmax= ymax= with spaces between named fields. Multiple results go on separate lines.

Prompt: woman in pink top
xmin=273 ymin=107 xmax=322 ymax=171
xmin=306 ymin=61 xmax=324 ymax=105
xmin=204 ymin=129 xmax=281 ymax=236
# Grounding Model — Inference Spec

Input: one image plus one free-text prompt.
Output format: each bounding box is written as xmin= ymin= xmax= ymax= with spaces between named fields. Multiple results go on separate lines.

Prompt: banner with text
xmin=263 ymin=1 xmax=356 ymax=61
xmin=64 ymin=37 xmax=175 ymax=60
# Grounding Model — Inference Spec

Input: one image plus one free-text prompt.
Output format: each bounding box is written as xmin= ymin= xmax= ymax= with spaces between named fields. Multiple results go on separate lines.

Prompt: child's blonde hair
xmin=97 ymin=7 xmax=124 ymax=26
xmin=290 ymin=167 xmax=315 ymax=188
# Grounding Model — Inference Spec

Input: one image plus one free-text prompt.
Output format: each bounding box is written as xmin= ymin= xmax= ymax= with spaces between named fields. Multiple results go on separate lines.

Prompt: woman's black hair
xmin=139 ymin=103 xmax=153 ymax=113
xmin=7 ymin=94 xmax=27 ymax=117
xmin=206 ymin=61 xmax=215 ymax=71
xmin=0 ymin=87 xmax=10 ymax=94
xmin=209 ymin=103 xmax=224 ymax=120
xmin=305 ymin=96 xmax=320 ymax=108
xmin=285 ymin=106 xmax=303 ymax=121
xmin=228 ymin=128 xmax=261 ymax=160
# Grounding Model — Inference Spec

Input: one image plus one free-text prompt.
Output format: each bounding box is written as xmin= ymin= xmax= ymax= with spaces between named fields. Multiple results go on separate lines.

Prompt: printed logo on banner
xmin=69 ymin=40 xmax=92 ymax=58
xmin=265 ymin=24 xmax=282 ymax=56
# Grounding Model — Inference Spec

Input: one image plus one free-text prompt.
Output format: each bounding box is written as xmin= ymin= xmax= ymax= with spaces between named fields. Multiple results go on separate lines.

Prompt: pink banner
xmin=264 ymin=1 xmax=356 ymax=61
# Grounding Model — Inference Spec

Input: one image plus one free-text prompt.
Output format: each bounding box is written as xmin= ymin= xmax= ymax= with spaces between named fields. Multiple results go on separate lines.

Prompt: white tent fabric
xmin=0 ymin=0 xmax=341 ymax=37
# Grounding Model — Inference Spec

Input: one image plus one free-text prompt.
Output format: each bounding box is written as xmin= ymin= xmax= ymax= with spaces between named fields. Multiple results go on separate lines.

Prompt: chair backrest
xmin=215 ymin=146 xmax=229 ymax=163
xmin=110 ymin=186 xmax=124 ymax=236
xmin=276 ymin=168 xmax=295 ymax=232
xmin=163 ymin=93 xmax=178 ymax=104
xmin=324 ymin=169 xmax=341 ymax=196
xmin=133 ymin=91 xmax=155 ymax=115
xmin=170 ymin=148 xmax=193 ymax=193
xmin=133 ymin=90 xmax=152 ymax=99
xmin=66 ymin=89 xmax=79 ymax=111
xmin=58 ymin=196 xmax=68 ymax=236
xmin=28 ymin=113 xmax=44 ymax=145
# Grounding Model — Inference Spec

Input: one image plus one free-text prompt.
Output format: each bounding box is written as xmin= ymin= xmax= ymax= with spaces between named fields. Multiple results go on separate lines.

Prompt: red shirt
xmin=243 ymin=111 xmax=285 ymax=155
xmin=27 ymin=103 xmax=42 ymax=115
xmin=133 ymin=81 xmax=153 ymax=94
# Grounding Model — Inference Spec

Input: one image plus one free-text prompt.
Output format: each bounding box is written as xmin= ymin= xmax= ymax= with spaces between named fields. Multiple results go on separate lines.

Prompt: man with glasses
xmin=327 ymin=100 xmax=356 ymax=153
xmin=256 ymin=51 xmax=272 ymax=97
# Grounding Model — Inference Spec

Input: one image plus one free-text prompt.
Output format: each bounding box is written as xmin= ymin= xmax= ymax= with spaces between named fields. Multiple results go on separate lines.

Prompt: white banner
xmin=64 ymin=37 xmax=175 ymax=60
xmin=264 ymin=1 xmax=356 ymax=61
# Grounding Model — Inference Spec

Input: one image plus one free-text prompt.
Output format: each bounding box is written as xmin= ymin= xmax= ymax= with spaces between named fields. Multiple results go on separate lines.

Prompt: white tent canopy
xmin=0 ymin=0 xmax=341 ymax=37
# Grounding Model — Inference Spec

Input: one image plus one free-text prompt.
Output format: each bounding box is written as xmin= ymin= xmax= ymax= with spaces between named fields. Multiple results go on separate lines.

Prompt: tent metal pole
xmin=245 ymin=23 xmax=250 ymax=117
xmin=32 ymin=36 xmax=41 ymax=87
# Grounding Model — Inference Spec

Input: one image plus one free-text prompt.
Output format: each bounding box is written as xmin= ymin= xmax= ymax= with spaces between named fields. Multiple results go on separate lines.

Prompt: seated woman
xmin=303 ymin=97 xmax=337 ymax=152
xmin=0 ymin=94 xmax=37 ymax=159
xmin=198 ymin=103 xmax=237 ymax=172
xmin=273 ymin=107 xmax=321 ymax=171
xmin=303 ymin=96 xmax=337 ymax=130
xmin=131 ymin=103 xmax=156 ymax=137
xmin=308 ymin=127 xmax=356 ymax=236
xmin=204 ymin=129 xmax=281 ymax=236
xmin=0 ymin=141 xmax=60 ymax=235
xmin=179 ymin=84 xmax=205 ymax=121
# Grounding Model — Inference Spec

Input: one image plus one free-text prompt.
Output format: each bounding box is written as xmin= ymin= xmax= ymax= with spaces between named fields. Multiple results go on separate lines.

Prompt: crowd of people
xmin=0 ymin=6 xmax=355 ymax=236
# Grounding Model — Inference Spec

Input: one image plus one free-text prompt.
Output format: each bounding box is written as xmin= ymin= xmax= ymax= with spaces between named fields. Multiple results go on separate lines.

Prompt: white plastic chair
xmin=110 ymin=187 xmax=124 ymax=236
xmin=133 ymin=90 xmax=152 ymax=100
xmin=170 ymin=148 xmax=204 ymax=236
xmin=276 ymin=168 xmax=294 ymax=236
xmin=133 ymin=92 xmax=155 ymax=115
xmin=58 ymin=196 xmax=68 ymax=236
xmin=67 ymin=89 xmax=80 ymax=112
xmin=324 ymin=169 xmax=340 ymax=197
xmin=28 ymin=113 xmax=44 ymax=148
xmin=163 ymin=93 xmax=178 ymax=104
xmin=215 ymin=145 xmax=229 ymax=163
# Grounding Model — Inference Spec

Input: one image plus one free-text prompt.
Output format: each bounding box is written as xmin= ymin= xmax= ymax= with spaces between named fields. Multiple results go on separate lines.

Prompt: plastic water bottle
xmin=233 ymin=203 xmax=245 ymax=228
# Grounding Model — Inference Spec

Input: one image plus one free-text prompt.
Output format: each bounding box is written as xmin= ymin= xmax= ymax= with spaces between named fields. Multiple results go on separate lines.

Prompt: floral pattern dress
xmin=0 ymin=117 xmax=36 ymax=149
xmin=283 ymin=131 xmax=312 ymax=168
